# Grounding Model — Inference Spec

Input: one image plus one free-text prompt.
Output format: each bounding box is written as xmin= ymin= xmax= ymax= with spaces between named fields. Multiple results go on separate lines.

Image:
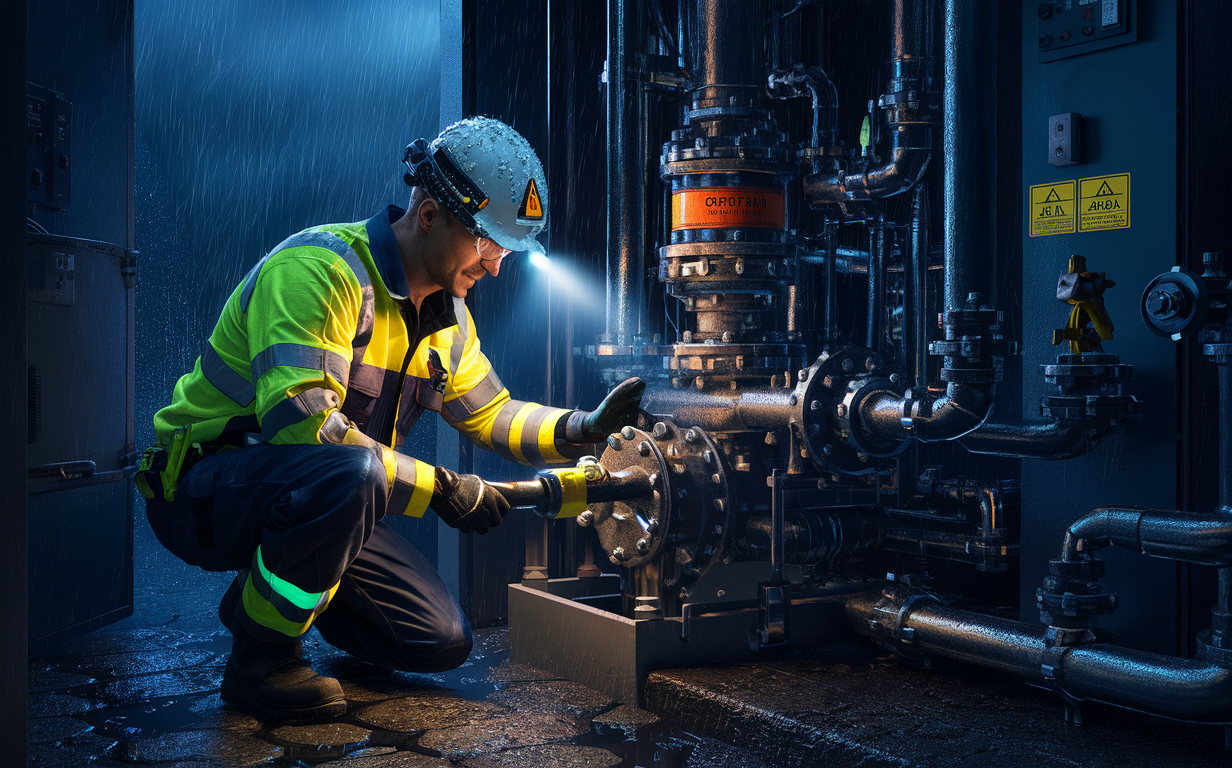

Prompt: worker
xmin=138 ymin=116 xmax=644 ymax=722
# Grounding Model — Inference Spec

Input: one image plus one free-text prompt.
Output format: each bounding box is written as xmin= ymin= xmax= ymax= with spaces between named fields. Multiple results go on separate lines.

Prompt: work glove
xmin=429 ymin=466 xmax=511 ymax=534
xmin=564 ymin=377 xmax=646 ymax=442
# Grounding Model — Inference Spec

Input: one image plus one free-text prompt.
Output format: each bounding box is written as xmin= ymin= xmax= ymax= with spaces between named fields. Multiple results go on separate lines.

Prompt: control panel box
xmin=1038 ymin=0 xmax=1136 ymax=63
xmin=26 ymin=82 xmax=72 ymax=211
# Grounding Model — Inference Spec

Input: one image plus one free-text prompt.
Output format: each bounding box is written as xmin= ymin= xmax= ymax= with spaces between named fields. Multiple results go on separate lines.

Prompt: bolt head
xmin=577 ymin=510 xmax=594 ymax=527
xmin=612 ymin=547 xmax=626 ymax=561
xmin=652 ymin=422 xmax=669 ymax=438
xmin=636 ymin=538 xmax=650 ymax=554
xmin=836 ymin=404 xmax=847 ymax=417
xmin=608 ymin=435 xmax=623 ymax=450
xmin=713 ymin=498 xmax=725 ymax=511
xmin=638 ymin=441 xmax=652 ymax=456
xmin=810 ymin=399 xmax=821 ymax=412
xmin=823 ymin=444 xmax=833 ymax=455
xmin=621 ymin=426 xmax=636 ymax=440
xmin=711 ymin=473 xmax=721 ymax=485
xmin=841 ymin=358 xmax=855 ymax=373
xmin=685 ymin=428 xmax=700 ymax=443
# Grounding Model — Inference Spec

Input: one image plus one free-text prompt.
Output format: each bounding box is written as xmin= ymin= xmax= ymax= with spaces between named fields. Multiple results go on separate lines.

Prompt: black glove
xmin=429 ymin=467 xmax=510 ymax=534
xmin=564 ymin=377 xmax=646 ymax=442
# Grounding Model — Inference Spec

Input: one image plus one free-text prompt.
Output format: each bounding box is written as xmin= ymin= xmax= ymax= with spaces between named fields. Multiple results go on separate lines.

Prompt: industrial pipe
xmin=1059 ymin=507 xmax=1232 ymax=567
xmin=741 ymin=506 xmax=888 ymax=565
xmin=958 ymin=420 xmax=1111 ymax=460
xmin=642 ymin=385 xmax=795 ymax=433
xmin=605 ymin=0 xmax=645 ymax=344
xmin=844 ymin=589 xmax=1232 ymax=721
xmin=767 ymin=64 xmax=839 ymax=152
xmin=802 ymin=0 xmax=936 ymax=205
xmin=854 ymin=0 xmax=996 ymax=445
xmin=860 ymin=373 xmax=993 ymax=442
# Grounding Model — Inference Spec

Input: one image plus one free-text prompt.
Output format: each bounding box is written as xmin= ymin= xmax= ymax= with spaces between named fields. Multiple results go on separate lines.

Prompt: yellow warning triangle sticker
xmin=518 ymin=178 xmax=544 ymax=221
xmin=1094 ymin=181 xmax=1116 ymax=196
xmin=1044 ymin=188 xmax=1061 ymax=202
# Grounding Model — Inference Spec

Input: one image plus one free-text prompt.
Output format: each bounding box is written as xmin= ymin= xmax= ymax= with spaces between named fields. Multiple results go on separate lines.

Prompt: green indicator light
xmin=859 ymin=115 xmax=871 ymax=152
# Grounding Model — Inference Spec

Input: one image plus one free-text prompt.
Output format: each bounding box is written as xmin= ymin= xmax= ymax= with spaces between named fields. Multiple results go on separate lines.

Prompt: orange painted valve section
xmin=671 ymin=187 xmax=786 ymax=230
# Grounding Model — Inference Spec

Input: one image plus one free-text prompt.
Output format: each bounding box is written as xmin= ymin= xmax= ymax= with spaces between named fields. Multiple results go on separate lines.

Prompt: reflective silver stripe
xmin=488 ymin=400 xmax=524 ymax=463
xmin=519 ymin=406 xmax=555 ymax=468
xmin=387 ymin=456 xmax=419 ymax=516
xmin=442 ymin=368 xmax=505 ymax=422
xmin=241 ymin=230 xmax=373 ymax=313
xmin=201 ymin=340 xmax=255 ymax=407
xmin=450 ymin=296 xmax=470 ymax=375
xmin=251 ymin=343 xmax=350 ymax=387
xmin=261 ymin=387 xmax=338 ymax=442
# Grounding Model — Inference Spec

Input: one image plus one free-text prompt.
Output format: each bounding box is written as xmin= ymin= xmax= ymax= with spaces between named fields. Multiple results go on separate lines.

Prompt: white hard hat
xmin=402 ymin=116 xmax=548 ymax=253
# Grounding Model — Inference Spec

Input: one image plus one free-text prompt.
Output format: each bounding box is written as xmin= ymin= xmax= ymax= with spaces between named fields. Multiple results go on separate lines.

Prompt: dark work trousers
xmin=144 ymin=442 xmax=472 ymax=672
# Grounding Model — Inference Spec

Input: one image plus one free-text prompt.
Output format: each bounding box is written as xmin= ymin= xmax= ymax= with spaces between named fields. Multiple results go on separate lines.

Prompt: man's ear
xmin=416 ymin=196 xmax=439 ymax=235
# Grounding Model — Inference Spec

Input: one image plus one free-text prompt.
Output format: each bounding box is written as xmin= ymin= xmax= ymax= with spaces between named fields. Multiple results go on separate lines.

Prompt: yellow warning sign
xmin=1029 ymin=181 xmax=1076 ymax=237
xmin=517 ymin=178 xmax=544 ymax=222
xmin=1078 ymin=173 xmax=1130 ymax=232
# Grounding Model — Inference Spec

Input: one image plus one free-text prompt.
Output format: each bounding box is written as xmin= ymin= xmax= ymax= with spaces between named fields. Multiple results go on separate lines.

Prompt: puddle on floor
xmin=37 ymin=627 xmax=699 ymax=768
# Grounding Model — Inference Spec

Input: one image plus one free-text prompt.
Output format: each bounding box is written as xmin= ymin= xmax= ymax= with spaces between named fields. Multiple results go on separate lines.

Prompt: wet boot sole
xmin=220 ymin=679 xmax=347 ymax=722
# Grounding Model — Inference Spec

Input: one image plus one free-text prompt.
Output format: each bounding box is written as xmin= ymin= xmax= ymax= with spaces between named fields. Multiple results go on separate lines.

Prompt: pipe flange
xmin=845 ymin=379 xmax=911 ymax=458
xmin=593 ymin=427 xmax=670 ymax=569
xmin=662 ymin=423 xmax=733 ymax=596
xmin=794 ymin=347 xmax=891 ymax=475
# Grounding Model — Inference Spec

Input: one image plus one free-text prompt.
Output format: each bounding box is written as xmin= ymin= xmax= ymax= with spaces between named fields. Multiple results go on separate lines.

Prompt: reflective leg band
xmin=237 ymin=545 xmax=339 ymax=639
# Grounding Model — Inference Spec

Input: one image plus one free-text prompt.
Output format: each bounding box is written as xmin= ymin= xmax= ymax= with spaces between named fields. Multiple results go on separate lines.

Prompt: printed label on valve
xmin=672 ymin=187 xmax=785 ymax=230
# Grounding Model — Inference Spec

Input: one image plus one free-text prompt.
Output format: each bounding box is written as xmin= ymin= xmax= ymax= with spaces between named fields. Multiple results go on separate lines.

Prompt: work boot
xmin=217 ymin=569 xmax=246 ymax=631
xmin=220 ymin=624 xmax=347 ymax=722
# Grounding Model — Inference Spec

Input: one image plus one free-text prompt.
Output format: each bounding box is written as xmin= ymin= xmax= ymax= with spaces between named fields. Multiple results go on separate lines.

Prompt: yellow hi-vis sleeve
xmin=244 ymin=252 xmax=359 ymax=446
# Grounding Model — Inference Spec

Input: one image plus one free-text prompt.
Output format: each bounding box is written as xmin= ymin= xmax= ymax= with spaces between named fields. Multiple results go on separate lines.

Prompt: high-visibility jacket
xmin=153 ymin=205 xmax=577 ymax=519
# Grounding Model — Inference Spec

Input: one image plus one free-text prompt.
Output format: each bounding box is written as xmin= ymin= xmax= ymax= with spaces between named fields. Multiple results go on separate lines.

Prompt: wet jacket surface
xmin=153 ymin=205 xmax=573 ymax=518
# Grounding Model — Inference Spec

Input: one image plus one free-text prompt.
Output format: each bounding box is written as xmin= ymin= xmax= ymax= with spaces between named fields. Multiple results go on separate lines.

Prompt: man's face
xmin=420 ymin=199 xmax=511 ymax=298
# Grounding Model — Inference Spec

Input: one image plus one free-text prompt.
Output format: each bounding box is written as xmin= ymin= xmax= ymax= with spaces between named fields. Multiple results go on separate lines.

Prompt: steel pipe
xmin=958 ymin=420 xmax=1109 ymax=460
xmin=844 ymin=590 xmax=1232 ymax=721
xmin=605 ymin=0 xmax=644 ymax=343
xmin=1061 ymin=506 xmax=1232 ymax=567
xmin=641 ymin=385 xmax=795 ymax=432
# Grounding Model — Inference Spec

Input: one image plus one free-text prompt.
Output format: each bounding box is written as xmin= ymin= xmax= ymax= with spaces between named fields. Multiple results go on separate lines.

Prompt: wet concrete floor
xmin=648 ymin=639 xmax=1232 ymax=768
xmin=27 ymin=623 xmax=773 ymax=768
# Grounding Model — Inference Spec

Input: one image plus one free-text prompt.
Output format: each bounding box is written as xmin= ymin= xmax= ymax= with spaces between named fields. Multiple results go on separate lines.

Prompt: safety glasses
xmin=475 ymin=236 xmax=512 ymax=267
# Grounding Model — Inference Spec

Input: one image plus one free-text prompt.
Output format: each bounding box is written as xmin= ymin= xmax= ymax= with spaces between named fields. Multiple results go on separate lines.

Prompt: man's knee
xmin=312 ymin=444 xmax=388 ymax=521
xmin=391 ymin=619 xmax=473 ymax=673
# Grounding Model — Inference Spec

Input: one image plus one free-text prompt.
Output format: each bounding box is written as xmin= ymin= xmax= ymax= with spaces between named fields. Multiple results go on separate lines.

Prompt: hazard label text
xmin=1078 ymin=173 xmax=1130 ymax=232
xmin=1029 ymin=181 xmax=1076 ymax=237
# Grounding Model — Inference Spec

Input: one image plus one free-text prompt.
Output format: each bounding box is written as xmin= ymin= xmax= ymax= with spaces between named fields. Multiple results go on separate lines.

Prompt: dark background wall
xmin=1019 ymin=1 xmax=1180 ymax=655
xmin=2 ymin=1 xmax=27 ymax=762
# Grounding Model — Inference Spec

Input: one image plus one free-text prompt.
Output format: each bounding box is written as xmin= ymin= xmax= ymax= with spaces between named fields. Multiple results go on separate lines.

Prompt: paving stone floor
xmin=27 ymin=621 xmax=779 ymax=768
xmin=25 ymin=517 xmax=771 ymax=767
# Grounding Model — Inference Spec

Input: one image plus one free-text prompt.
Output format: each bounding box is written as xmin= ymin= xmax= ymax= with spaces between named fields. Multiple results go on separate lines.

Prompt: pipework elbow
xmin=860 ymin=381 xmax=994 ymax=445
xmin=803 ymin=125 xmax=932 ymax=205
